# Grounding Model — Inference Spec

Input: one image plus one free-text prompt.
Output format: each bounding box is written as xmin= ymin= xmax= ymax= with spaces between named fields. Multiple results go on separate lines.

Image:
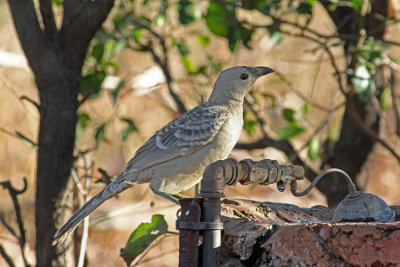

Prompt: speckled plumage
xmin=53 ymin=66 xmax=273 ymax=244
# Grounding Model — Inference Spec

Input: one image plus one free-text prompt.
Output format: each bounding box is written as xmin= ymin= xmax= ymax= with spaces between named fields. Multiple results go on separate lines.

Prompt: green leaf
xmin=277 ymin=124 xmax=305 ymax=140
xmin=301 ymin=101 xmax=310 ymax=114
xmin=197 ymin=35 xmax=210 ymax=46
xmin=239 ymin=26 xmax=254 ymax=49
xmin=94 ymin=123 xmax=107 ymax=148
xmin=327 ymin=124 xmax=339 ymax=150
xmin=113 ymin=13 xmax=125 ymax=30
xmin=52 ymin=0 xmax=63 ymax=7
xmin=182 ymin=56 xmax=195 ymax=74
xmin=244 ymin=119 xmax=257 ymax=135
xmin=308 ymin=137 xmax=320 ymax=161
xmin=242 ymin=0 xmax=268 ymax=10
xmin=283 ymin=108 xmax=296 ymax=122
xmin=133 ymin=28 xmax=142 ymax=42
xmin=380 ymin=87 xmax=392 ymax=110
xmin=261 ymin=92 xmax=276 ymax=107
xmin=351 ymin=65 xmax=376 ymax=101
xmin=120 ymin=118 xmax=138 ymax=140
xmin=351 ymin=0 xmax=362 ymax=11
xmin=228 ymin=27 xmax=241 ymax=52
xmin=205 ymin=2 xmax=231 ymax=37
xmin=139 ymin=16 xmax=152 ymax=25
xmin=329 ymin=3 xmax=337 ymax=11
xmin=78 ymin=113 xmax=91 ymax=130
xmin=243 ymin=111 xmax=257 ymax=135
xmin=111 ymin=80 xmax=125 ymax=104
xmin=177 ymin=0 xmax=197 ymax=25
xmin=269 ymin=30 xmax=282 ymax=45
xmin=76 ymin=113 xmax=91 ymax=141
xmin=297 ymin=2 xmax=313 ymax=15
xmin=121 ymin=214 xmax=168 ymax=266
xmin=80 ymin=71 xmax=106 ymax=98
xmin=91 ymin=44 xmax=105 ymax=63
xmin=175 ymin=38 xmax=190 ymax=56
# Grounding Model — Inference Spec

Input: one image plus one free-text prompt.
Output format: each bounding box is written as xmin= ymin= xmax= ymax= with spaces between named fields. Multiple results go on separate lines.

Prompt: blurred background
xmin=1 ymin=0 xmax=399 ymax=266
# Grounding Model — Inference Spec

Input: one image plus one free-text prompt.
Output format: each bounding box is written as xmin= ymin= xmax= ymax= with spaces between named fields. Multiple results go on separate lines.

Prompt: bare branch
xmin=7 ymin=0 xmax=52 ymax=74
xmin=38 ymin=0 xmax=57 ymax=41
xmin=0 ymin=178 xmax=30 ymax=267
xmin=0 ymin=245 xmax=15 ymax=267
xmin=275 ymin=71 xmax=332 ymax=112
xmin=77 ymin=154 xmax=92 ymax=267
xmin=237 ymin=99 xmax=317 ymax=178
xmin=129 ymin=17 xmax=187 ymax=114
xmin=0 ymin=216 xmax=19 ymax=240
xmin=20 ymin=96 xmax=40 ymax=111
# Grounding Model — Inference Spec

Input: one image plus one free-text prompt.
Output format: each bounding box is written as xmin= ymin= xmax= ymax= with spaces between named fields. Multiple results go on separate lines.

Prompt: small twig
xmin=75 ymin=153 xmax=93 ymax=267
xmin=19 ymin=96 xmax=40 ymax=110
xmin=0 ymin=245 xmax=15 ymax=267
xmin=238 ymin=99 xmax=318 ymax=178
xmin=135 ymin=248 xmax=178 ymax=265
xmin=0 ymin=217 xmax=19 ymax=240
xmin=275 ymin=71 xmax=332 ymax=112
xmin=131 ymin=234 xmax=173 ymax=266
xmin=78 ymin=89 xmax=95 ymax=107
xmin=71 ymin=169 xmax=86 ymax=195
xmin=129 ymin=17 xmax=187 ymax=114
xmin=0 ymin=178 xmax=30 ymax=267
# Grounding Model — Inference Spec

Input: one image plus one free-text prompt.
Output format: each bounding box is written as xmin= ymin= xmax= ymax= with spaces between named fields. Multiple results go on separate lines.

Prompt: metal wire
xmin=291 ymin=168 xmax=357 ymax=197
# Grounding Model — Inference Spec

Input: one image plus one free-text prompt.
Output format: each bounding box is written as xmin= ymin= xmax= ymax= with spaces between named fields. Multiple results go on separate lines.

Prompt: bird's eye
xmin=240 ymin=73 xmax=249 ymax=80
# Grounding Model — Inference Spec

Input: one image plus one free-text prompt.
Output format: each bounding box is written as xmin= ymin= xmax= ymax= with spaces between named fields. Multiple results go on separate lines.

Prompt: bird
xmin=52 ymin=66 xmax=274 ymax=244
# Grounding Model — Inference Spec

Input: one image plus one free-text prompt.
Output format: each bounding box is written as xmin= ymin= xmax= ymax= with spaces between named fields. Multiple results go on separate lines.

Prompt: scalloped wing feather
xmin=115 ymin=104 xmax=230 ymax=183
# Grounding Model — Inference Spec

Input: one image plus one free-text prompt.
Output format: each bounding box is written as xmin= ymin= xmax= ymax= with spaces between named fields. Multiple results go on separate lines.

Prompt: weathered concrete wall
xmin=220 ymin=199 xmax=400 ymax=266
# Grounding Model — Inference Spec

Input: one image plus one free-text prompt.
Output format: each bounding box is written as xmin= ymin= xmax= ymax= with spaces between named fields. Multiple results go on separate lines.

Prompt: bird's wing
xmin=115 ymin=104 xmax=231 ymax=183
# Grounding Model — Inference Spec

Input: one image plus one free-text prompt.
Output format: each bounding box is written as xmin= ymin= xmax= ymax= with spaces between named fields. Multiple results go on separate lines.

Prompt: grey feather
xmin=117 ymin=104 xmax=230 ymax=180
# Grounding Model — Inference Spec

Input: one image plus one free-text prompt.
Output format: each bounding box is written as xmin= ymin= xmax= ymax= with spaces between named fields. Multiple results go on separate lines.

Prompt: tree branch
xmin=7 ymin=0 xmax=51 ymax=74
xmin=38 ymin=0 xmax=57 ymax=41
xmin=59 ymin=0 xmax=115 ymax=71
xmin=0 ymin=178 xmax=30 ymax=267
xmin=129 ymin=17 xmax=187 ymax=114
xmin=236 ymin=98 xmax=317 ymax=178
xmin=0 ymin=245 xmax=15 ymax=267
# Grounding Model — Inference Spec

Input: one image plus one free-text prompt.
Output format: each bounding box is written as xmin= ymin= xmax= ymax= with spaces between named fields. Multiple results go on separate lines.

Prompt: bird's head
xmin=209 ymin=66 xmax=274 ymax=105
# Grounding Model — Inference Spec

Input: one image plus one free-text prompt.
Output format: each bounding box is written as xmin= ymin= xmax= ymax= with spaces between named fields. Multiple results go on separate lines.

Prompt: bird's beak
xmin=253 ymin=66 xmax=274 ymax=78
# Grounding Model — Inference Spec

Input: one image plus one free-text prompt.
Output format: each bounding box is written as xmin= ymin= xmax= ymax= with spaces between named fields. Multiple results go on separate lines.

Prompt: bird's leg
xmin=150 ymin=180 xmax=180 ymax=204
xmin=172 ymin=193 xmax=187 ymax=199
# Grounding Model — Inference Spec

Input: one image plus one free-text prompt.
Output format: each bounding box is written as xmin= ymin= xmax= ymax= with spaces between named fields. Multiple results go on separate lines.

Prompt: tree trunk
xmin=35 ymin=69 xmax=79 ymax=266
xmin=316 ymin=0 xmax=388 ymax=207
xmin=7 ymin=0 xmax=114 ymax=265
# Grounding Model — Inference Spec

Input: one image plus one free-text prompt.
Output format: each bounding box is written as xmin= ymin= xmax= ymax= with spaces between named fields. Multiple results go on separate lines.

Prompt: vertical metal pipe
xmin=178 ymin=198 xmax=202 ymax=267
xmin=202 ymin=197 xmax=221 ymax=267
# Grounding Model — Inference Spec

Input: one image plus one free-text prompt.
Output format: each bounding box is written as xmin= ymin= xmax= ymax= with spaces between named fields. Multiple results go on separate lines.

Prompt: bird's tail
xmin=52 ymin=179 xmax=130 ymax=245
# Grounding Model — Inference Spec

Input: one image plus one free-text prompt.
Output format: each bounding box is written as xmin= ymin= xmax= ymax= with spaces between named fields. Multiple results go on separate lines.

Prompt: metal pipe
xmin=201 ymin=197 xmax=221 ymax=267
xmin=178 ymin=198 xmax=202 ymax=267
xmin=198 ymin=158 xmax=304 ymax=266
xmin=200 ymin=161 xmax=225 ymax=267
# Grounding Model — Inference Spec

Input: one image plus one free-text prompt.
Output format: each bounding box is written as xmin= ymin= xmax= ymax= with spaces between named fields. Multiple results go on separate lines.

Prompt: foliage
xmin=3 ymin=0 xmax=394 ymax=265
xmin=120 ymin=214 xmax=169 ymax=266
